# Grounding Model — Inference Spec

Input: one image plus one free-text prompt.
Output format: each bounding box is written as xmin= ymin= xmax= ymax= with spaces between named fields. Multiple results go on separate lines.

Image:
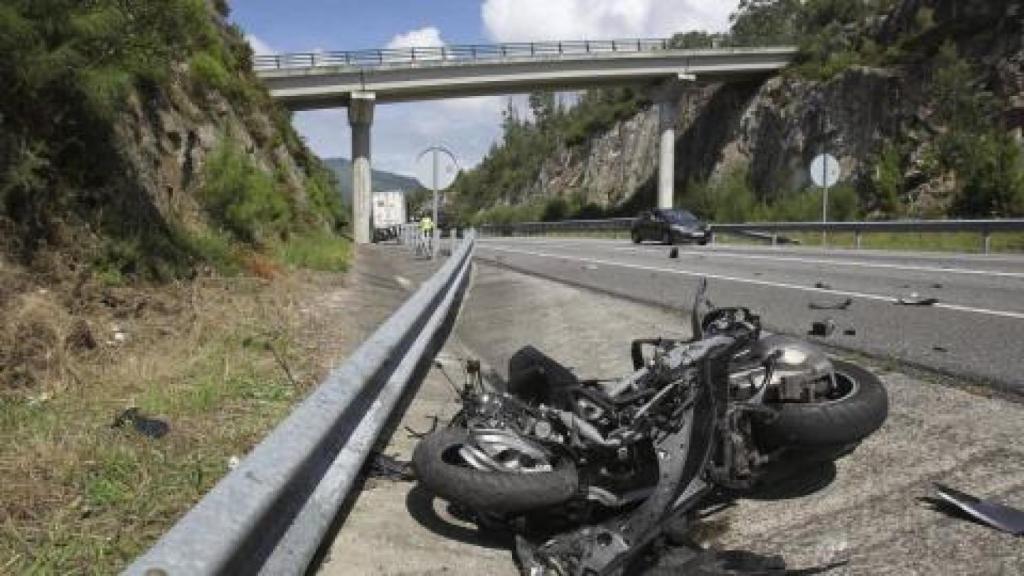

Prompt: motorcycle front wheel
xmin=412 ymin=427 xmax=579 ymax=515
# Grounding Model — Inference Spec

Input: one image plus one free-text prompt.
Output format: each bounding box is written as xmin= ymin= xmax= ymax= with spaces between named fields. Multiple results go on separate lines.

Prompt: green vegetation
xmin=449 ymin=88 xmax=647 ymax=224
xmin=0 ymin=279 xmax=320 ymax=573
xmin=275 ymin=232 xmax=352 ymax=272
xmin=201 ymin=143 xmax=293 ymax=244
xmin=681 ymin=165 xmax=860 ymax=223
xmin=0 ymin=0 xmax=348 ymax=280
xmin=453 ymin=0 xmax=1023 ymax=228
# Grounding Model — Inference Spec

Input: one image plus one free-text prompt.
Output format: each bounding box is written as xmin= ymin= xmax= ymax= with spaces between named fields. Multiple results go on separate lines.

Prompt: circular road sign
xmin=810 ymin=153 xmax=841 ymax=188
xmin=415 ymin=146 xmax=459 ymax=191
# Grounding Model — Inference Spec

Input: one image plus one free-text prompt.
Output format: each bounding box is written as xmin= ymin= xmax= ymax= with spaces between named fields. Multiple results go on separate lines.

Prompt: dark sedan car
xmin=631 ymin=209 xmax=711 ymax=245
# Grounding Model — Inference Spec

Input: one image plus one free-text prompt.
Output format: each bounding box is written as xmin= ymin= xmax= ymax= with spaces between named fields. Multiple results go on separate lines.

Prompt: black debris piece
xmin=808 ymin=319 xmax=836 ymax=337
xmin=405 ymin=415 xmax=441 ymax=439
xmin=932 ymin=346 xmax=948 ymax=353
xmin=112 ymin=407 xmax=169 ymax=439
xmin=843 ymin=328 xmax=857 ymax=336
xmin=932 ymin=283 xmax=944 ymax=289
xmin=897 ymin=294 xmax=939 ymax=306
xmin=669 ymin=247 xmax=679 ymax=259
xmin=931 ymin=483 xmax=1024 ymax=536
xmin=809 ymin=298 xmax=853 ymax=310
xmin=364 ymin=452 xmax=415 ymax=481
xmin=814 ymin=282 xmax=832 ymax=290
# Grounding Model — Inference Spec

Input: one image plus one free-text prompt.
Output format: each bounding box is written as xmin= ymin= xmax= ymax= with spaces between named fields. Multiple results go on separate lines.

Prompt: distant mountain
xmin=323 ymin=157 xmax=422 ymax=205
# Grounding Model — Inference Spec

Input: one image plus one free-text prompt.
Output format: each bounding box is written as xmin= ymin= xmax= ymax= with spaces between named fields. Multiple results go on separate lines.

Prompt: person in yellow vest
xmin=420 ymin=215 xmax=434 ymax=252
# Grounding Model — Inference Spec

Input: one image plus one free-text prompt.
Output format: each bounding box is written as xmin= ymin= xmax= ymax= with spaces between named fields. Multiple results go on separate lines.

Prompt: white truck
xmin=371 ymin=190 xmax=407 ymax=242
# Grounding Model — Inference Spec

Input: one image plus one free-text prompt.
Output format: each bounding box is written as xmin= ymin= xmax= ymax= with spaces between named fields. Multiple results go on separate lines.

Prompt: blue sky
xmin=231 ymin=0 xmax=738 ymax=176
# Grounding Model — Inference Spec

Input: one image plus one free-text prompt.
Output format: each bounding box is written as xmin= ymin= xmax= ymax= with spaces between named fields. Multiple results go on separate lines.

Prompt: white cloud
xmin=481 ymin=0 xmax=738 ymax=41
xmin=386 ymin=26 xmax=445 ymax=49
xmin=245 ymin=34 xmax=275 ymax=55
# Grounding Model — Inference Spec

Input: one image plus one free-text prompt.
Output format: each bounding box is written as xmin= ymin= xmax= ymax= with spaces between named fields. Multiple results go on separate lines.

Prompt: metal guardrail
xmin=478 ymin=219 xmax=1024 ymax=253
xmin=124 ymin=232 xmax=476 ymax=576
xmin=252 ymin=37 xmax=802 ymax=72
xmin=255 ymin=38 xmax=685 ymax=71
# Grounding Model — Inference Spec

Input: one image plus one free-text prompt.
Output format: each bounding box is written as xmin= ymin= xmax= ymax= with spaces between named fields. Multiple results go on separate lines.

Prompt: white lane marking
xmin=479 ymin=238 xmax=1024 ymax=279
xmin=478 ymin=245 xmax=1024 ymax=321
xmin=479 ymin=237 xmax=1024 ymax=265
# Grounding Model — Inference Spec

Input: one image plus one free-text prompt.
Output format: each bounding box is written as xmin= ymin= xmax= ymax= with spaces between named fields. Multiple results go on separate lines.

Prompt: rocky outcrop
xmin=506 ymin=0 xmax=1022 ymax=217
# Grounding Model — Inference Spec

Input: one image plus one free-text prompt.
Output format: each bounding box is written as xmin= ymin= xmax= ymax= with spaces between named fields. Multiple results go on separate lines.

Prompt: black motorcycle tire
xmin=412 ymin=427 xmax=579 ymax=515
xmin=755 ymin=360 xmax=888 ymax=448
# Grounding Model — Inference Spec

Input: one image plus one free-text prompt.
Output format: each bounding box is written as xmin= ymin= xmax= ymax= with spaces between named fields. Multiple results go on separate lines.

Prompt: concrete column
xmin=657 ymin=98 xmax=678 ymax=209
xmin=348 ymin=92 xmax=375 ymax=244
xmin=652 ymin=76 xmax=692 ymax=210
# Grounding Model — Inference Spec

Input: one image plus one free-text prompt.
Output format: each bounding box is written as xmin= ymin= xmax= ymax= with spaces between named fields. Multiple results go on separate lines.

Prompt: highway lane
xmin=475 ymin=238 xmax=1024 ymax=392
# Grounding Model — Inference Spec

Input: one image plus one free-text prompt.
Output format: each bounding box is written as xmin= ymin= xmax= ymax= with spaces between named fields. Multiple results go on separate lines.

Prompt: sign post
xmin=415 ymin=146 xmax=459 ymax=259
xmin=810 ymin=153 xmax=840 ymax=247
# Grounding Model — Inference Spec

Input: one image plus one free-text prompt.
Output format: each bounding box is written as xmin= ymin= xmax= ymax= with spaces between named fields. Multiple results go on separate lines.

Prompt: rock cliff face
xmin=512 ymin=0 xmax=1022 ymax=217
xmin=114 ymin=76 xmax=311 ymax=235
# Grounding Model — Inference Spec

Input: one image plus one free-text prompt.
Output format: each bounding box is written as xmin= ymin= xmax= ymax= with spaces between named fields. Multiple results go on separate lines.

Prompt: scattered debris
xmin=809 ymin=298 xmax=853 ymax=310
xmin=405 ymin=415 xmax=441 ymax=439
xmin=364 ymin=452 xmax=415 ymax=481
xmin=227 ymin=455 xmax=241 ymax=470
xmin=843 ymin=328 xmax=857 ymax=336
xmin=809 ymin=319 xmax=836 ymax=337
xmin=897 ymin=293 xmax=939 ymax=306
xmin=932 ymin=283 xmax=944 ymax=289
xmin=931 ymin=483 xmax=1024 ymax=536
xmin=814 ymin=282 xmax=832 ymax=290
xmin=112 ymin=407 xmax=169 ymax=439
xmin=669 ymin=247 xmax=679 ymax=259
xmin=932 ymin=346 xmax=948 ymax=353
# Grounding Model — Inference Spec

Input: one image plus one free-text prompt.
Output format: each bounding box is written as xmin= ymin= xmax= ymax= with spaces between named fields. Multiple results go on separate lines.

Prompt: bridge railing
xmin=254 ymin=38 xmax=680 ymax=70
xmin=478 ymin=219 xmax=1024 ymax=253
xmin=124 ymin=232 xmax=475 ymax=576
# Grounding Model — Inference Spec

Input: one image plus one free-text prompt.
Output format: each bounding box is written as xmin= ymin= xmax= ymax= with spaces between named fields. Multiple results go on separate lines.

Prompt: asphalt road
xmin=475 ymin=238 xmax=1024 ymax=393
xmin=321 ymin=259 xmax=1024 ymax=575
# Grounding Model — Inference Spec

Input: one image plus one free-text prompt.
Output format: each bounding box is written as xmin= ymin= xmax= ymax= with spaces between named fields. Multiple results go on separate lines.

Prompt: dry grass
xmin=0 ymin=267 xmax=353 ymax=574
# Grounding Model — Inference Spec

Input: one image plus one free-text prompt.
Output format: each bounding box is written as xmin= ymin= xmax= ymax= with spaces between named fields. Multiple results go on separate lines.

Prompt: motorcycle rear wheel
xmin=412 ymin=427 xmax=579 ymax=515
xmin=755 ymin=360 xmax=888 ymax=448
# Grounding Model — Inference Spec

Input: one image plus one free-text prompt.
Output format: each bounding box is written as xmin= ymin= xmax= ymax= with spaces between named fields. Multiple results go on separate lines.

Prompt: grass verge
xmin=275 ymin=232 xmax=352 ymax=272
xmin=0 ymin=272 xmax=338 ymax=573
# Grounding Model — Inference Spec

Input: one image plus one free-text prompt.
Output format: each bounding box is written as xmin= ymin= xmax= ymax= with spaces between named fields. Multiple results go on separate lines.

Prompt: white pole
xmin=431 ymin=148 xmax=439 ymax=260
xmin=822 ymin=158 xmax=828 ymax=247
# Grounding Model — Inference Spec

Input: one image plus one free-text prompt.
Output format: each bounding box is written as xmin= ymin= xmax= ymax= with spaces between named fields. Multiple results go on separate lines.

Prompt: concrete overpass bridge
xmin=254 ymin=39 xmax=797 ymax=243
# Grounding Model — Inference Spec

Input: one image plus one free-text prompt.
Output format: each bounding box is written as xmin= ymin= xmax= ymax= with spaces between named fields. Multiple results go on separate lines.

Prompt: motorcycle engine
xmin=749 ymin=335 xmax=837 ymax=402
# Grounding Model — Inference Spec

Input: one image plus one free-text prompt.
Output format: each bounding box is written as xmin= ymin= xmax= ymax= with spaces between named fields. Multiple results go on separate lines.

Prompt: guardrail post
xmin=855 ymin=230 xmax=863 ymax=250
xmin=771 ymin=232 xmax=778 ymax=247
xmin=983 ymin=230 xmax=992 ymax=254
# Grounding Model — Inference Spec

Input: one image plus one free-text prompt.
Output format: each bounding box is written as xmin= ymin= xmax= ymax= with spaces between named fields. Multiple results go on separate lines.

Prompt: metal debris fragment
xmin=932 ymin=483 xmax=1024 ymax=536
xmin=364 ymin=452 xmax=415 ymax=481
xmin=112 ymin=407 xmax=169 ymax=439
xmin=809 ymin=319 xmax=836 ymax=337
xmin=897 ymin=293 xmax=939 ymax=306
xmin=809 ymin=298 xmax=853 ymax=310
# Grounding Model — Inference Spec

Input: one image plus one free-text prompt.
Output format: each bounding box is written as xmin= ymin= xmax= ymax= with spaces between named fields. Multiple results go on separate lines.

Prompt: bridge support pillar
xmin=349 ymin=92 xmax=376 ymax=244
xmin=654 ymin=77 xmax=692 ymax=210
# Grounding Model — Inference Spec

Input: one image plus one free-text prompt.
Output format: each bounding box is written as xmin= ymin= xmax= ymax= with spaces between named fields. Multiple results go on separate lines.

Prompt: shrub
xmin=189 ymin=50 xmax=234 ymax=96
xmin=200 ymin=143 xmax=291 ymax=244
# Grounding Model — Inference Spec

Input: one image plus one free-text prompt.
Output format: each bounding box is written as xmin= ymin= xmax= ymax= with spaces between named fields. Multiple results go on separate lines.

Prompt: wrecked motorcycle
xmin=413 ymin=280 xmax=888 ymax=575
